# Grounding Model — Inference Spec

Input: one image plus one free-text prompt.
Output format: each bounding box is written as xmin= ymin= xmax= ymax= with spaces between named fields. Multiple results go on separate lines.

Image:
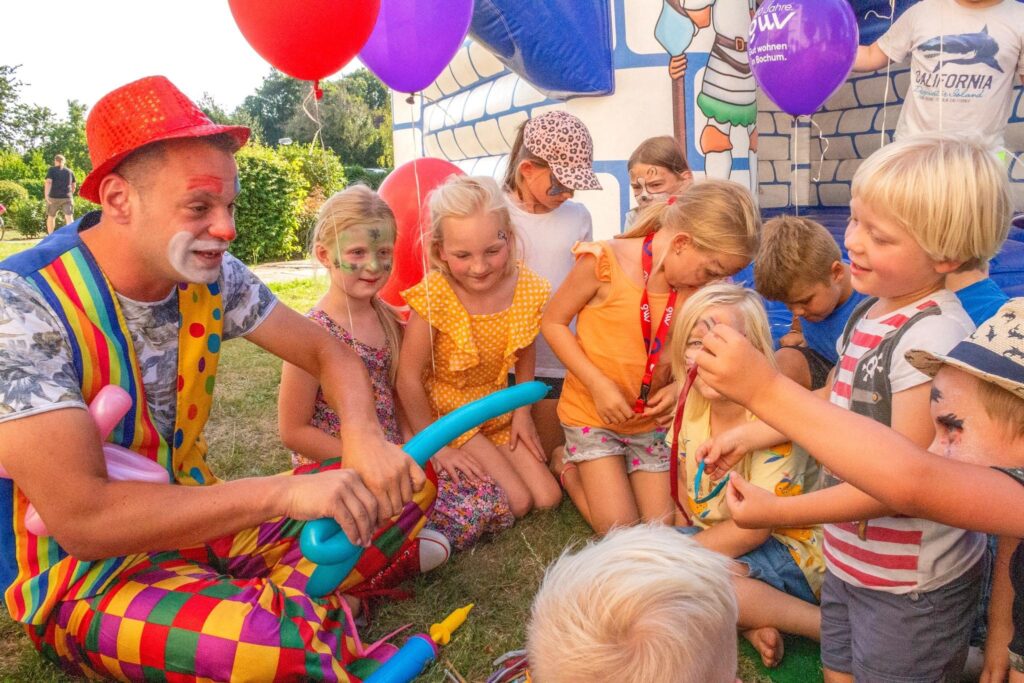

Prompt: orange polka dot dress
xmin=402 ymin=266 xmax=550 ymax=447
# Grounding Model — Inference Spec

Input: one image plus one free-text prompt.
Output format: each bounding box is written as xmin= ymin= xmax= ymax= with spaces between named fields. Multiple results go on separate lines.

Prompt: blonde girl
xmin=398 ymin=175 xmax=561 ymax=522
xmin=278 ymin=185 xmax=510 ymax=555
xmin=541 ymin=180 xmax=760 ymax=534
xmin=502 ymin=111 xmax=600 ymax=464
xmin=625 ymin=136 xmax=694 ymax=229
xmin=671 ymin=282 xmax=823 ymax=668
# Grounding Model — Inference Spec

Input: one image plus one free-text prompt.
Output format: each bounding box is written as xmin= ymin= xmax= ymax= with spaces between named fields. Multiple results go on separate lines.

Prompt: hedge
xmin=232 ymin=144 xmax=306 ymax=264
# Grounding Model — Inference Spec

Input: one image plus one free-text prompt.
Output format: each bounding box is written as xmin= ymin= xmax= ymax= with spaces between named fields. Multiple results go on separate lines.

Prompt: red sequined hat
xmin=80 ymin=76 xmax=250 ymax=202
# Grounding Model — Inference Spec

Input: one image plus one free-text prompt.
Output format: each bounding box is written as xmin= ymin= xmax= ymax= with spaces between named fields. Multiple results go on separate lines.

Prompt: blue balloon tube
xmin=362 ymin=634 xmax=438 ymax=683
xmin=302 ymin=382 xmax=549 ymax=597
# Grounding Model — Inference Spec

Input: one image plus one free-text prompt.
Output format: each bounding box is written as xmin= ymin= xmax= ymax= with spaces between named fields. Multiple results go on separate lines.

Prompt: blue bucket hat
xmin=906 ymin=298 xmax=1024 ymax=400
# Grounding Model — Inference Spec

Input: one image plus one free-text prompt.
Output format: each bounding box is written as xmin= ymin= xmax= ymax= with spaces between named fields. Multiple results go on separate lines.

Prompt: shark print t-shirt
xmin=879 ymin=0 xmax=1024 ymax=148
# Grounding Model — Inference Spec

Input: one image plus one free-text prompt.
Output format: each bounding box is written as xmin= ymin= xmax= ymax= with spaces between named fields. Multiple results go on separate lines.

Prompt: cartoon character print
xmin=655 ymin=0 xmax=758 ymax=193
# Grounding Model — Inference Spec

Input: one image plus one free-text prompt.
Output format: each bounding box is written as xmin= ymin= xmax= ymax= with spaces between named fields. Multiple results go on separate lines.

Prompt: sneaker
xmin=418 ymin=528 xmax=451 ymax=573
xmin=355 ymin=529 xmax=452 ymax=597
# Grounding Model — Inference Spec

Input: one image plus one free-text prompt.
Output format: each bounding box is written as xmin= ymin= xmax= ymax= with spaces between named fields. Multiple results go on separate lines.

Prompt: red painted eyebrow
xmin=186 ymin=175 xmax=225 ymax=193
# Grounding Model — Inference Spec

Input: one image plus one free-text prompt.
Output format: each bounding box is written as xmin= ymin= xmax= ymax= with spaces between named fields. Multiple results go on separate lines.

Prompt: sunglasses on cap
xmin=547 ymin=171 xmax=572 ymax=197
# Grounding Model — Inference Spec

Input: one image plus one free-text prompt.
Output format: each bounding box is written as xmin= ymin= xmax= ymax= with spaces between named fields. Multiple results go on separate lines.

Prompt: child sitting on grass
xmin=672 ymin=283 xmax=823 ymax=668
xmin=695 ymin=298 xmax=1024 ymax=682
xmin=693 ymin=133 xmax=1011 ymax=683
xmin=753 ymin=216 xmax=864 ymax=390
xmin=527 ymin=524 xmax=739 ymax=683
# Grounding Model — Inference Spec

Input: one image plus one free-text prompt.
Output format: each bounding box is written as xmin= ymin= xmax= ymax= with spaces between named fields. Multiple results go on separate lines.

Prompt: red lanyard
xmin=669 ymin=364 xmax=699 ymax=524
xmin=634 ymin=232 xmax=678 ymax=413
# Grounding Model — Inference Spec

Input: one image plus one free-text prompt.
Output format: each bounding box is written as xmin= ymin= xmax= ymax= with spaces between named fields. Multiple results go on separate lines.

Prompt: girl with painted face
xmin=501 ymin=111 xmax=601 ymax=474
xmin=278 ymin=185 xmax=511 ymax=558
xmin=541 ymin=180 xmax=760 ymax=536
xmin=625 ymin=136 xmax=694 ymax=230
xmin=398 ymin=175 xmax=561 ymax=527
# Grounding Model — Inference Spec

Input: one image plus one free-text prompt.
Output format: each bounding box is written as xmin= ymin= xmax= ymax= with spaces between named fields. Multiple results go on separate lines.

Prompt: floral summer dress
xmin=295 ymin=308 xmax=517 ymax=551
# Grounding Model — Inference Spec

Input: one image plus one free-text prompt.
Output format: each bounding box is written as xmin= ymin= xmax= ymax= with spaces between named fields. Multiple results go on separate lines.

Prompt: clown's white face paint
xmin=167 ymin=232 xmax=229 ymax=284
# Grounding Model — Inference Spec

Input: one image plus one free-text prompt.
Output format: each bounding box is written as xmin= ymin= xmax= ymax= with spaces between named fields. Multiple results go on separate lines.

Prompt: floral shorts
xmin=561 ymin=425 xmax=671 ymax=474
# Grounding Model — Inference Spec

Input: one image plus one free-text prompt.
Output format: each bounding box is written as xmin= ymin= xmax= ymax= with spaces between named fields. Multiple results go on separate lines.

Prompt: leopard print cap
xmin=522 ymin=111 xmax=602 ymax=191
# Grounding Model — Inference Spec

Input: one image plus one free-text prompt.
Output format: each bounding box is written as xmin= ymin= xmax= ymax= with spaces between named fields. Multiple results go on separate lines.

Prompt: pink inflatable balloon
xmin=1 ymin=385 xmax=170 ymax=536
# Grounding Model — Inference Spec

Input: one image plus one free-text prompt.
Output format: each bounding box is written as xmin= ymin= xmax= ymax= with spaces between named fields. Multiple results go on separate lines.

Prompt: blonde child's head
xmin=627 ymin=136 xmax=693 ymax=210
xmin=310 ymin=184 xmax=402 ymax=380
xmin=850 ymin=133 xmax=1011 ymax=272
xmin=621 ymin=180 xmax=761 ymax=290
xmin=755 ymin=216 xmax=847 ymax=321
xmin=527 ymin=524 xmax=738 ymax=683
xmin=501 ymin=111 xmax=601 ymax=213
xmin=428 ymin=175 xmax=521 ymax=282
xmin=672 ymin=282 xmax=776 ymax=409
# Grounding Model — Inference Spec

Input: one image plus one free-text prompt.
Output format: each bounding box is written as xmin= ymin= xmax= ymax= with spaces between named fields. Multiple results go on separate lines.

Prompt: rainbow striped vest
xmin=0 ymin=214 xmax=222 ymax=625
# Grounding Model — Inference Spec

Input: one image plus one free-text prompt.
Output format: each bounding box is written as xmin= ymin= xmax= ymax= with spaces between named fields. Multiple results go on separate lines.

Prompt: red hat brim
xmin=79 ymin=123 xmax=250 ymax=203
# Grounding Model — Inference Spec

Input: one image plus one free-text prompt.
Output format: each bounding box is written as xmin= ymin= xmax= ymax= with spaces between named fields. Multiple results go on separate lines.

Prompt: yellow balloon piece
xmin=429 ymin=603 xmax=474 ymax=646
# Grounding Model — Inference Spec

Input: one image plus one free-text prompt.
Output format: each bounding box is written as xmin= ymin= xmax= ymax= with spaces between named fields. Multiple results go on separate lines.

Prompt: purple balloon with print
xmin=359 ymin=0 xmax=474 ymax=94
xmin=748 ymin=0 xmax=859 ymax=117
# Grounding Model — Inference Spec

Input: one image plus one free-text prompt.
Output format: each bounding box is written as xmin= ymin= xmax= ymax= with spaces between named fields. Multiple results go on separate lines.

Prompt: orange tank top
xmin=557 ymin=241 xmax=671 ymax=434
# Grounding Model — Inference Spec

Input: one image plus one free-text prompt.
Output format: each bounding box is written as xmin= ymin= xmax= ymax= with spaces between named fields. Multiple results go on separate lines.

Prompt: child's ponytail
xmin=617 ymin=199 xmax=675 ymax=239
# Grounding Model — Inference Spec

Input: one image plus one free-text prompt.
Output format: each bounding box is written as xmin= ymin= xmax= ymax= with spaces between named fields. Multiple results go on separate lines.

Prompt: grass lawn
xmin=0 ymin=235 xmax=41 ymax=261
xmin=0 ymin=275 xmax=821 ymax=682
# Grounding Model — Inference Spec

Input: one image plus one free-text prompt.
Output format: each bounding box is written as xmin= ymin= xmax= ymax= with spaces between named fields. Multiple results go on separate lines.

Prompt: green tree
xmin=233 ymin=144 xmax=306 ymax=263
xmin=344 ymin=69 xmax=390 ymax=113
xmin=284 ymin=81 xmax=378 ymax=167
xmin=40 ymin=100 xmax=90 ymax=176
xmin=0 ymin=65 xmax=24 ymax=150
xmin=13 ymin=104 xmax=55 ymax=152
xmin=240 ymin=70 xmax=306 ymax=146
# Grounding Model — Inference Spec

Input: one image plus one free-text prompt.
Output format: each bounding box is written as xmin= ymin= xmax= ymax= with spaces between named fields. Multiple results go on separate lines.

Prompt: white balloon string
xmin=791 ymin=117 xmax=800 ymax=216
xmin=810 ymin=116 xmax=830 ymax=183
xmin=302 ymin=85 xmax=325 ymax=152
xmin=878 ymin=0 xmax=897 ymax=148
xmin=409 ymin=96 xmax=438 ymax=384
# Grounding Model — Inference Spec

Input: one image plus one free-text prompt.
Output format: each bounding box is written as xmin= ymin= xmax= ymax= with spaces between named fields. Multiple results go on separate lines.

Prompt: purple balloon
xmin=359 ymin=0 xmax=474 ymax=94
xmin=748 ymin=0 xmax=859 ymax=117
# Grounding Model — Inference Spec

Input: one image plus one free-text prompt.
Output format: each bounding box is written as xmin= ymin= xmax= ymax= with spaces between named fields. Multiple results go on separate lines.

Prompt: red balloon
xmin=228 ymin=0 xmax=381 ymax=82
xmin=378 ymin=158 xmax=464 ymax=308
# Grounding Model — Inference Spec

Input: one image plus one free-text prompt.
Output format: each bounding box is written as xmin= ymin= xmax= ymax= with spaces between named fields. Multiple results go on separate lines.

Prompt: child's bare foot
xmin=742 ymin=626 xmax=784 ymax=668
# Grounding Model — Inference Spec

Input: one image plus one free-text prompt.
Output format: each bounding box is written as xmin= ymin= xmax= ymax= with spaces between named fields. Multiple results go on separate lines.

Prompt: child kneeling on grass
xmin=671 ymin=282 xmax=823 ymax=668
xmin=527 ymin=524 xmax=740 ymax=683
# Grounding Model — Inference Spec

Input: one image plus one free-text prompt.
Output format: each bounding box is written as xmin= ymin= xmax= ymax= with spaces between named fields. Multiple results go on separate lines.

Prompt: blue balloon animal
xmin=301 ymin=382 xmax=549 ymax=597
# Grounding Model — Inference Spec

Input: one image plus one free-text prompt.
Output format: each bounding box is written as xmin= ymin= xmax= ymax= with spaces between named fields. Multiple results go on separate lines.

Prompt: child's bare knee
xmin=507 ymin=488 xmax=534 ymax=518
xmin=533 ymin=482 xmax=563 ymax=511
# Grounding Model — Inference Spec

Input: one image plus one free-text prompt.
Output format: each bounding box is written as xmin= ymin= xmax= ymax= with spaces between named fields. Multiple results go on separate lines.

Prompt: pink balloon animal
xmin=0 ymin=385 xmax=170 ymax=536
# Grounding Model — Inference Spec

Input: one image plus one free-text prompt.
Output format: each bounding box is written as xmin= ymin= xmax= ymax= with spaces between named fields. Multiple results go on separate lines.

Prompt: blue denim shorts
xmin=676 ymin=526 xmax=817 ymax=604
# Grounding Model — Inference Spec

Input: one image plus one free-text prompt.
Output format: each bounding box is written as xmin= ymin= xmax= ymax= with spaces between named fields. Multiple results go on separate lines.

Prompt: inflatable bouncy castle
xmin=390 ymin=0 xmax=1024 ymax=300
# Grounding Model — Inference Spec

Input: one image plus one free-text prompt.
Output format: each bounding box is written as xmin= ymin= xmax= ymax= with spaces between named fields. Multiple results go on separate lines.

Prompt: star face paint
xmin=167 ymin=231 xmax=228 ymax=284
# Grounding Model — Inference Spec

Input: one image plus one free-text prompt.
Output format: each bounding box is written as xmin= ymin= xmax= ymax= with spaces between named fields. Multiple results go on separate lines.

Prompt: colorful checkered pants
xmin=25 ymin=464 xmax=435 ymax=682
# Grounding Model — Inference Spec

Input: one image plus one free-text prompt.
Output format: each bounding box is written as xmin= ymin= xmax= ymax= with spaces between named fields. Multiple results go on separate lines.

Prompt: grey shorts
xmin=820 ymin=560 xmax=983 ymax=682
xmin=562 ymin=425 xmax=670 ymax=474
xmin=46 ymin=197 xmax=73 ymax=217
xmin=781 ymin=344 xmax=832 ymax=390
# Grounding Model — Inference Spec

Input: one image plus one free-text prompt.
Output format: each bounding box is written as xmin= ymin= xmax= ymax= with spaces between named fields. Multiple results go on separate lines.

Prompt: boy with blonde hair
xmin=695 ymin=132 xmax=1012 ymax=683
xmin=754 ymin=216 xmax=865 ymax=389
xmin=527 ymin=524 xmax=739 ymax=683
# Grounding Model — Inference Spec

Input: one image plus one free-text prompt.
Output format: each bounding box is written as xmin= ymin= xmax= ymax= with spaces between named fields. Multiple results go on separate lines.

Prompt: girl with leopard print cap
xmin=502 ymin=111 xmax=601 ymax=478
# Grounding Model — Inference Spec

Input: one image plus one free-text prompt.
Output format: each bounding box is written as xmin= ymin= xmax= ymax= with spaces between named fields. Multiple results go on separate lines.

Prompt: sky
xmin=1 ymin=0 xmax=363 ymax=116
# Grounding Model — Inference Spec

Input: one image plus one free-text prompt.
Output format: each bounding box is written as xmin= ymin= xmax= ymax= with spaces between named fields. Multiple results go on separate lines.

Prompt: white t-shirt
xmin=878 ymin=0 xmax=1024 ymax=149
xmin=826 ymin=290 xmax=983 ymax=593
xmin=506 ymin=197 xmax=593 ymax=378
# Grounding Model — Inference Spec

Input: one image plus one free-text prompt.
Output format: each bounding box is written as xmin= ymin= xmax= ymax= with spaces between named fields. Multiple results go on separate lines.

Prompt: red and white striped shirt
xmin=825 ymin=290 xmax=982 ymax=593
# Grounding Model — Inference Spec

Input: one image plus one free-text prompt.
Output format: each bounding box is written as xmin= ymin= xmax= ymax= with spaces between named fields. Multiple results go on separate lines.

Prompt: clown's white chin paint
xmin=168 ymin=232 xmax=225 ymax=284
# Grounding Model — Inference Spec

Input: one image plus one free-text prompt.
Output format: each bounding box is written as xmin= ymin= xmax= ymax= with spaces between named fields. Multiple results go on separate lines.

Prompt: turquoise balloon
xmin=301 ymin=381 xmax=549 ymax=597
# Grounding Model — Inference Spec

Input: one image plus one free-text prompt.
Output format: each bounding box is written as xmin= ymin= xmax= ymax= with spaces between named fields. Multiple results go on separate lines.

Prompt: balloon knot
xmin=405 ymin=94 xmax=416 ymax=105
xmin=313 ymin=81 xmax=324 ymax=101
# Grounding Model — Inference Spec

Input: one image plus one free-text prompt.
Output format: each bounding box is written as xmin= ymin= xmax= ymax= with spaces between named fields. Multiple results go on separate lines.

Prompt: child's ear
xmin=671 ymin=231 xmax=693 ymax=253
xmin=934 ymin=259 xmax=966 ymax=275
xmin=829 ymin=259 xmax=845 ymax=284
xmin=313 ymin=244 xmax=333 ymax=269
